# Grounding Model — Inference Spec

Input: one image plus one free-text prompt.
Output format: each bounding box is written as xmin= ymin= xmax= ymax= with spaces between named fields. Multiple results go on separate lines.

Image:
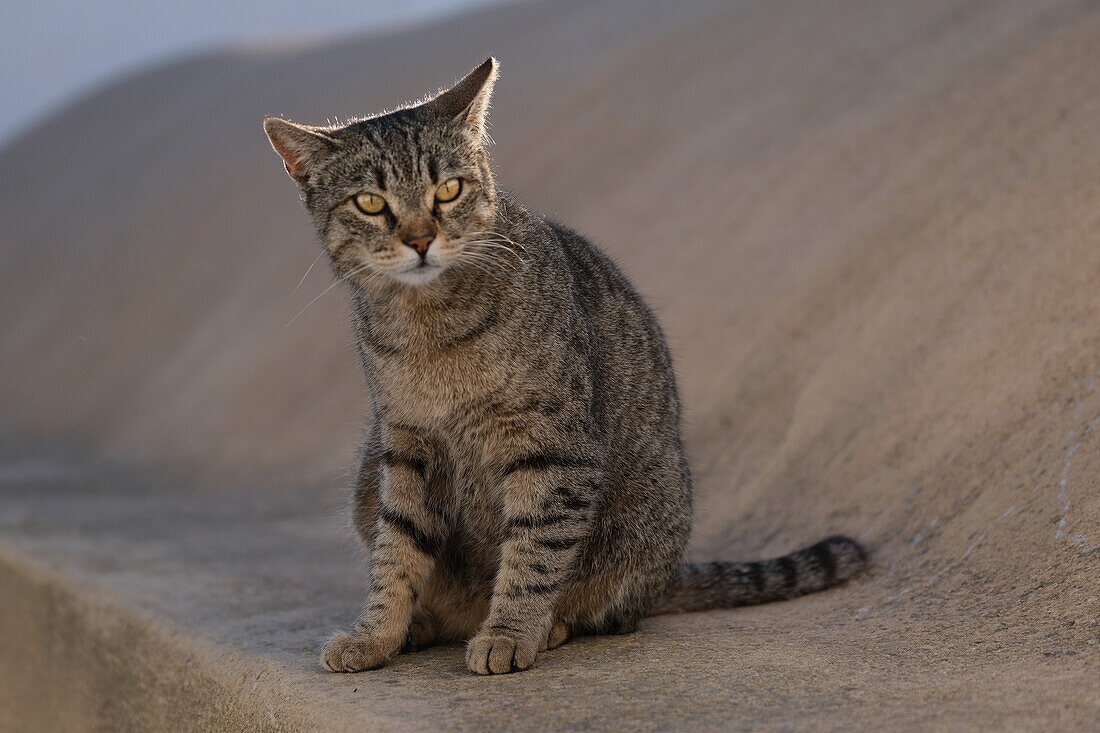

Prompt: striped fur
xmin=650 ymin=536 xmax=868 ymax=615
xmin=264 ymin=59 xmax=868 ymax=676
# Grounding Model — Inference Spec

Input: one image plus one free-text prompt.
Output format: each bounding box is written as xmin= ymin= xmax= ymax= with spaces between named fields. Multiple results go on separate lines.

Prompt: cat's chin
xmin=389 ymin=265 xmax=446 ymax=287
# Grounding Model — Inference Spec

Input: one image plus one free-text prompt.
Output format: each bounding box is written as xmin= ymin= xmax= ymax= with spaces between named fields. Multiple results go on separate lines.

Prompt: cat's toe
xmin=321 ymin=631 xmax=354 ymax=672
xmin=321 ymin=631 xmax=394 ymax=673
xmin=466 ymin=634 xmax=537 ymax=675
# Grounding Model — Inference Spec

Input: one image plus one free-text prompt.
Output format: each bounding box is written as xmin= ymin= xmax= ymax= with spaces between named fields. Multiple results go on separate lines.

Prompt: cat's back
xmin=532 ymin=216 xmax=683 ymax=456
xmin=543 ymin=219 xmax=671 ymax=373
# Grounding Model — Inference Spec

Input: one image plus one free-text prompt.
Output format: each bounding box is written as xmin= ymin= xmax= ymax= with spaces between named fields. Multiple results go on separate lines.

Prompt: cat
xmin=263 ymin=58 xmax=867 ymax=676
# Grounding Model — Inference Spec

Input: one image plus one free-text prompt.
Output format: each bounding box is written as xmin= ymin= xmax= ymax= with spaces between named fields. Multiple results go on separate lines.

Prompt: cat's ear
xmin=263 ymin=117 xmax=338 ymax=185
xmin=426 ymin=57 xmax=499 ymax=139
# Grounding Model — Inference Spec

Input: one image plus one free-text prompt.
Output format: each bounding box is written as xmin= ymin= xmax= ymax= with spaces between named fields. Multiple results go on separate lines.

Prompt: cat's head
xmin=264 ymin=58 xmax=501 ymax=287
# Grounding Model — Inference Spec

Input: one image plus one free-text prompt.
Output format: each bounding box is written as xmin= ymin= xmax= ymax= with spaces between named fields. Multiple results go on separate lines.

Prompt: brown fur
xmin=263 ymin=58 xmax=868 ymax=675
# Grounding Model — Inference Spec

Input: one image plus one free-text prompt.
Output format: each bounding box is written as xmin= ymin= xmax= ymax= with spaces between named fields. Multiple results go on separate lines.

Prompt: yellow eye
xmin=353 ymin=192 xmax=386 ymax=215
xmin=435 ymin=177 xmax=462 ymax=203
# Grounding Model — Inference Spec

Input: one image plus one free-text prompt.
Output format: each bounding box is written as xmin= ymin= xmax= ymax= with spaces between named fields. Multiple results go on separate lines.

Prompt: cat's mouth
xmin=390 ymin=261 xmax=445 ymax=286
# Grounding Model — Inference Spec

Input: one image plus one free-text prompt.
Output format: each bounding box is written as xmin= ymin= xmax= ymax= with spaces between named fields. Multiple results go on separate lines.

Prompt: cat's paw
xmin=466 ymin=633 xmax=538 ymax=675
xmin=320 ymin=631 xmax=398 ymax=672
xmin=540 ymin=620 xmax=570 ymax=651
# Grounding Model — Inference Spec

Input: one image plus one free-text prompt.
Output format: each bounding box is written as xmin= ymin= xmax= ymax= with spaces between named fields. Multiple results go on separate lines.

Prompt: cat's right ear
xmin=263 ymin=118 xmax=338 ymax=185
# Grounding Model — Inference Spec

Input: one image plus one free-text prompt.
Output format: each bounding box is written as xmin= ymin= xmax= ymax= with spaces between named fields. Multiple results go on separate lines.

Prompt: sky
xmin=0 ymin=0 xmax=507 ymax=147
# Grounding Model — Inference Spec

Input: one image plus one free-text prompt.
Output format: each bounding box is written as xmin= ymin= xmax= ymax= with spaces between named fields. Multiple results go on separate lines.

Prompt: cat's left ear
xmin=263 ymin=117 xmax=339 ymax=185
xmin=426 ymin=57 xmax=499 ymax=140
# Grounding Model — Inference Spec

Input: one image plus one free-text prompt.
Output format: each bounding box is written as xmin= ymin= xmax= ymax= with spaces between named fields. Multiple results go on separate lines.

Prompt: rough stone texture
xmin=1 ymin=0 xmax=1099 ymax=729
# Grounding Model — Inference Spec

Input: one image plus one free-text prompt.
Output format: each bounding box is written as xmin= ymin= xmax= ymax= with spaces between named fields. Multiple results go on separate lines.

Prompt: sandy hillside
xmin=1 ymin=0 xmax=1098 ymax=727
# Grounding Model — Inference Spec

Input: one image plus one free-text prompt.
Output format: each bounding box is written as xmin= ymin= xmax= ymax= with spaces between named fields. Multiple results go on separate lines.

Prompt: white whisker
xmin=467 ymin=240 xmax=524 ymax=254
xmin=464 ymin=243 xmax=527 ymax=267
xmin=454 ymin=255 xmax=497 ymax=276
xmin=461 ymin=260 xmax=495 ymax=276
xmin=457 ymin=250 xmax=511 ymax=267
xmin=285 ymin=264 xmax=373 ymax=328
xmin=465 ymin=230 xmax=529 ymax=253
xmin=455 ymin=252 xmax=515 ymax=274
xmin=292 ymin=252 xmax=325 ymax=294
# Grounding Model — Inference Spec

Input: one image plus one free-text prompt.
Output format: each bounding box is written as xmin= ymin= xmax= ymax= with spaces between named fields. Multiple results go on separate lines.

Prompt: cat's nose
xmin=403 ymin=233 xmax=435 ymax=255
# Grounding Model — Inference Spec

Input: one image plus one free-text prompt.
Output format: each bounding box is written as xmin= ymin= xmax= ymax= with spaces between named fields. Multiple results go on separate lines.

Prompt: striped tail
xmin=650 ymin=536 xmax=868 ymax=615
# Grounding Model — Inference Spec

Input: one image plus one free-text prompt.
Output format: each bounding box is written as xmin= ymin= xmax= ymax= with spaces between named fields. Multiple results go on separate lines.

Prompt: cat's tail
xmin=649 ymin=536 xmax=868 ymax=615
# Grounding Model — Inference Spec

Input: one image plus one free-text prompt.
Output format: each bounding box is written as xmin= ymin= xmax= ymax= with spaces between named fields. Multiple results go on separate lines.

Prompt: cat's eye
xmin=435 ymin=178 xmax=462 ymax=203
xmin=353 ymin=192 xmax=387 ymax=215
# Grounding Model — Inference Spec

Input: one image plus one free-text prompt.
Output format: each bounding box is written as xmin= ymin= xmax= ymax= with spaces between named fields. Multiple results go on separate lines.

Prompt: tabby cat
xmin=263 ymin=58 xmax=867 ymax=675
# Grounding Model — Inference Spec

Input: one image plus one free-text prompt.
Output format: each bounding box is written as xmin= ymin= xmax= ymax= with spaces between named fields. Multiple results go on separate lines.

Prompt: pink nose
xmin=403 ymin=234 xmax=435 ymax=254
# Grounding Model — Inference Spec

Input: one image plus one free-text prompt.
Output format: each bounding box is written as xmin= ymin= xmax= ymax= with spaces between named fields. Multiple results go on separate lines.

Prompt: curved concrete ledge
xmin=1 ymin=473 xmax=1095 ymax=730
xmin=0 ymin=553 xmax=322 ymax=731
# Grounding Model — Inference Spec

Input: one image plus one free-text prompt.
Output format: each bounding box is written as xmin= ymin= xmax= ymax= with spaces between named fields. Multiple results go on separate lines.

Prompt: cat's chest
xmin=371 ymin=342 xmax=514 ymax=427
xmin=381 ymin=353 xmax=526 ymax=541
xmin=356 ymin=293 xmax=522 ymax=427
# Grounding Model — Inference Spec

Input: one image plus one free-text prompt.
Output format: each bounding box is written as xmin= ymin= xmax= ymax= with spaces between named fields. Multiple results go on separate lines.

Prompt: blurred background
xmin=2 ymin=0 xmax=1099 ymax=562
xmin=0 ymin=0 xmax=507 ymax=146
xmin=0 ymin=1 xmax=1098 ymax=726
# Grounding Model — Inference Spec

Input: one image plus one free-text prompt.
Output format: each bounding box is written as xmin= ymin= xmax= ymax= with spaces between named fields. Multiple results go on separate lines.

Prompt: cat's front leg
xmin=322 ymin=436 xmax=445 ymax=672
xmin=466 ymin=453 xmax=598 ymax=675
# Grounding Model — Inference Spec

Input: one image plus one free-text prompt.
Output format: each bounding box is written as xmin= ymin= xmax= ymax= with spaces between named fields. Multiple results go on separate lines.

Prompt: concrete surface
xmin=2 ymin=0 xmax=1099 ymax=729
xmin=2 ymin=454 xmax=1094 ymax=730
